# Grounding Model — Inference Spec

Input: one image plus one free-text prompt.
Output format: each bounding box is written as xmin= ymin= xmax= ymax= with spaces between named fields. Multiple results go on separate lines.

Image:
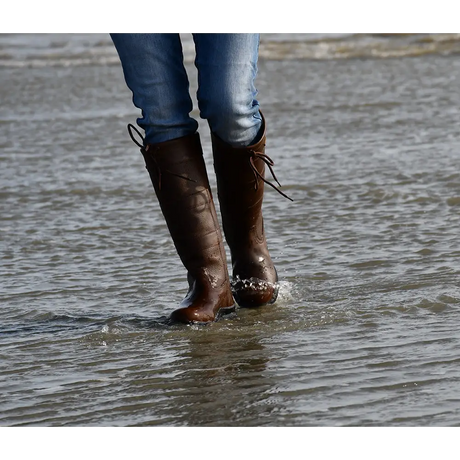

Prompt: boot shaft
xmin=211 ymin=126 xmax=267 ymax=251
xmin=138 ymin=131 xmax=229 ymax=287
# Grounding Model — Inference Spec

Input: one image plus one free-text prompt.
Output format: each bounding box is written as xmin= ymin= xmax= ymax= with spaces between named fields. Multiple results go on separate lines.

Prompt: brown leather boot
xmin=211 ymin=114 xmax=292 ymax=308
xmin=128 ymin=125 xmax=235 ymax=324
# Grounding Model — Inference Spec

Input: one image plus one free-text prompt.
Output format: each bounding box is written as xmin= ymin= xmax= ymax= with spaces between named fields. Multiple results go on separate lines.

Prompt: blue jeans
xmin=110 ymin=33 xmax=262 ymax=147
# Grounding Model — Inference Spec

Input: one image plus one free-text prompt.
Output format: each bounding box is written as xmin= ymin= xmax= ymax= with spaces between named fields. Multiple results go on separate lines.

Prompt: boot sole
xmin=168 ymin=303 xmax=236 ymax=325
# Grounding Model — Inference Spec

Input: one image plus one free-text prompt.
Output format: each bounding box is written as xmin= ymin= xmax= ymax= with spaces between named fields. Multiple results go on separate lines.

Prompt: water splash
xmin=231 ymin=275 xmax=276 ymax=292
xmin=276 ymin=280 xmax=294 ymax=304
xmin=230 ymin=276 xmax=293 ymax=306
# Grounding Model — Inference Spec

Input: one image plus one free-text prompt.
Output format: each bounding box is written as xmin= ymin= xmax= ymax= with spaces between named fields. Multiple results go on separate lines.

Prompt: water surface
xmin=1 ymin=33 xmax=460 ymax=426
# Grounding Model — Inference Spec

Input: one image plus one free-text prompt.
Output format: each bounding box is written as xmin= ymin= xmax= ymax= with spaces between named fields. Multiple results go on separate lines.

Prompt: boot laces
xmin=128 ymin=124 xmax=291 ymax=200
xmin=249 ymin=149 xmax=293 ymax=201
xmin=127 ymin=124 xmax=196 ymax=190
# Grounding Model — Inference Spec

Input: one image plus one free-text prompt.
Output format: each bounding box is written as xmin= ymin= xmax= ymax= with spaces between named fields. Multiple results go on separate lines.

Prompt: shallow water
xmin=1 ymin=34 xmax=460 ymax=426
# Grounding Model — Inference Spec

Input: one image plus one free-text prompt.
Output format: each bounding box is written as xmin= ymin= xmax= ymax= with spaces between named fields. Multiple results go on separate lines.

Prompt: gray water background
xmin=1 ymin=33 xmax=460 ymax=426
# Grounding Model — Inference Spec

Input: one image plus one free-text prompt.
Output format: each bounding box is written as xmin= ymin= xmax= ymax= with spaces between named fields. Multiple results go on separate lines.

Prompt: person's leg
xmin=110 ymin=33 xmax=198 ymax=144
xmin=192 ymin=33 xmax=262 ymax=147
xmin=111 ymin=34 xmax=234 ymax=323
xmin=193 ymin=34 xmax=285 ymax=307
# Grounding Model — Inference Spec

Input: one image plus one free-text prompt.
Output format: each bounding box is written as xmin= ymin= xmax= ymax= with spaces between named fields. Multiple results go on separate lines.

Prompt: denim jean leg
xmin=192 ymin=33 xmax=262 ymax=147
xmin=110 ymin=33 xmax=198 ymax=144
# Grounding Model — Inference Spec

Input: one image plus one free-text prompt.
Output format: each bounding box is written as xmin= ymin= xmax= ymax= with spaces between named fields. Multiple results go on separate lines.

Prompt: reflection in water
xmin=150 ymin=326 xmax=274 ymax=427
